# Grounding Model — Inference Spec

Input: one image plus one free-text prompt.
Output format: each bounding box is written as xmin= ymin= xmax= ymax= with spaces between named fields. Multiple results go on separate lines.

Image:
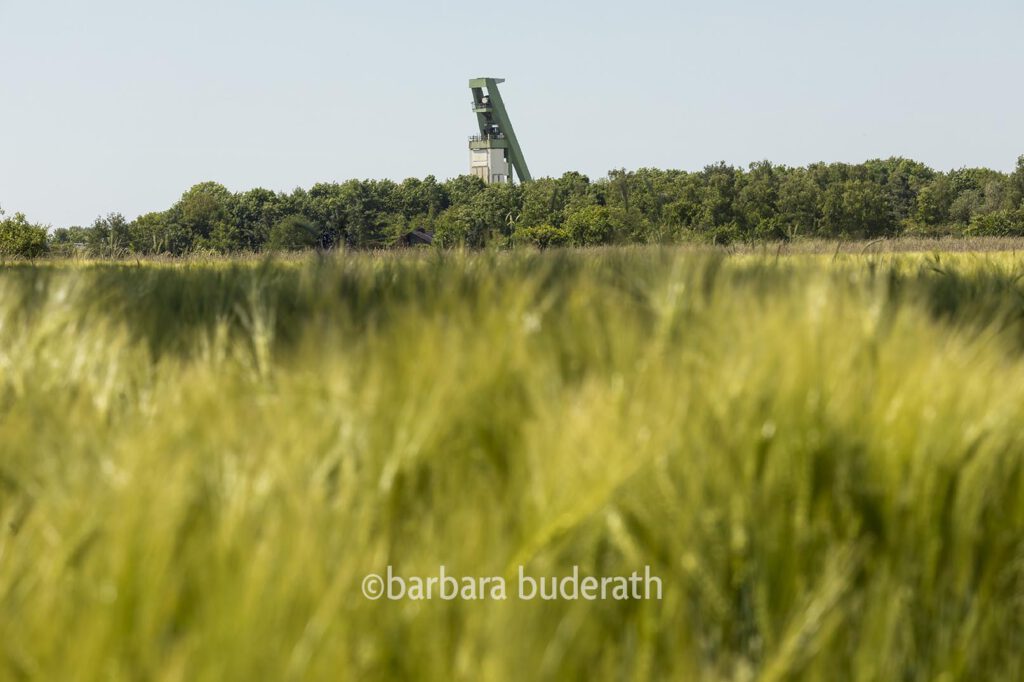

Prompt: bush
xmin=0 ymin=211 xmax=49 ymax=258
xmin=511 ymin=224 xmax=569 ymax=249
xmin=751 ymin=217 xmax=789 ymax=241
xmin=966 ymin=209 xmax=1024 ymax=237
xmin=705 ymin=222 xmax=742 ymax=246
xmin=268 ymin=215 xmax=319 ymax=251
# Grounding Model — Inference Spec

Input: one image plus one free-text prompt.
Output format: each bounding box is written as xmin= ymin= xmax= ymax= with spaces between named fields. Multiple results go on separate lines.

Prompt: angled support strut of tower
xmin=468 ymin=77 xmax=532 ymax=184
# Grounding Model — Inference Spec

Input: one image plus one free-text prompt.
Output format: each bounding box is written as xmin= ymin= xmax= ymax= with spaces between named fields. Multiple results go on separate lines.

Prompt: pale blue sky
xmin=1 ymin=0 xmax=1022 ymax=227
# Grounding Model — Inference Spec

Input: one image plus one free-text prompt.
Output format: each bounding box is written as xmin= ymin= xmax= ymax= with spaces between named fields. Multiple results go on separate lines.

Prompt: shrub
xmin=966 ymin=209 xmax=1024 ymax=237
xmin=511 ymin=224 xmax=569 ymax=249
xmin=751 ymin=217 xmax=789 ymax=241
xmin=268 ymin=215 xmax=319 ymax=251
xmin=0 ymin=211 xmax=49 ymax=258
xmin=705 ymin=222 xmax=742 ymax=246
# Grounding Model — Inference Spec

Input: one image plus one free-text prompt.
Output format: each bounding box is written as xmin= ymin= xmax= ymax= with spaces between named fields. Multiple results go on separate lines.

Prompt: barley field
xmin=2 ymin=247 xmax=1024 ymax=681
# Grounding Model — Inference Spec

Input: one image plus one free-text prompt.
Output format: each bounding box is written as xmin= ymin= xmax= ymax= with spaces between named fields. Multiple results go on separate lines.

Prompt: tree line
xmin=3 ymin=156 xmax=1024 ymax=257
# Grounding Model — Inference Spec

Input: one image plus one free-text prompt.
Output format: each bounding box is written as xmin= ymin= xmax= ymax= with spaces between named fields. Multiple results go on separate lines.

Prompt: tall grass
xmin=2 ymin=248 xmax=1024 ymax=681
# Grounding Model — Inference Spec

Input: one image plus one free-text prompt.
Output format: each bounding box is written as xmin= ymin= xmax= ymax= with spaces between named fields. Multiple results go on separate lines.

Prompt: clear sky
xmin=1 ymin=0 xmax=1022 ymax=228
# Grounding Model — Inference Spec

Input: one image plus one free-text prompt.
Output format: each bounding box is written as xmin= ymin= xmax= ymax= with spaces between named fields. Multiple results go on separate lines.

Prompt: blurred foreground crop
xmin=2 ymin=247 xmax=1024 ymax=681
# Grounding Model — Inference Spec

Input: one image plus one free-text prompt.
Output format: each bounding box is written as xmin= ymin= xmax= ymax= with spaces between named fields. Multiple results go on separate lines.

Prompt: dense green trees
xmin=23 ymin=155 xmax=1024 ymax=256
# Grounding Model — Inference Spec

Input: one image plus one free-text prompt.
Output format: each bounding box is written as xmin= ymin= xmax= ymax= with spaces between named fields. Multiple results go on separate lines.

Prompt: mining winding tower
xmin=468 ymin=77 xmax=531 ymax=184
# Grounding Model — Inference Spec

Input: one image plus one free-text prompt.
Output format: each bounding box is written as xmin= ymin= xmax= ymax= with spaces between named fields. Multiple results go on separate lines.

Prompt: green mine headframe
xmin=468 ymin=77 xmax=532 ymax=184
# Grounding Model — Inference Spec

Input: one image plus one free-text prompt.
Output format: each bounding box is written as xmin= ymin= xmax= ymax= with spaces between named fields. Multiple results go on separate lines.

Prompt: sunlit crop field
xmin=2 ymin=247 xmax=1024 ymax=681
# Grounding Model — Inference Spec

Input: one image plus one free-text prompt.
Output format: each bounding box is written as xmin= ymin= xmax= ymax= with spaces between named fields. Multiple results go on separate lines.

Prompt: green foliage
xmin=735 ymin=160 xmax=780 ymax=229
xmin=0 ymin=210 xmax=49 ymax=258
xmin=268 ymin=215 xmax=319 ymax=250
xmin=705 ymin=222 xmax=742 ymax=245
xmin=175 ymin=181 xmax=234 ymax=247
xmin=695 ymin=163 xmax=743 ymax=228
xmin=864 ymin=157 xmax=936 ymax=221
xmin=518 ymin=176 xmax=593 ymax=229
xmin=949 ymin=189 xmax=984 ymax=224
xmin=397 ymin=175 xmax=447 ymax=218
xmin=916 ymin=174 xmax=956 ymax=225
xmin=431 ymin=184 xmax=523 ymax=248
xmin=232 ymin=187 xmax=284 ymax=249
xmin=776 ymin=169 xmax=820 ymax=236
xmin=1011 ymin=155 xmax=1024 ymax=209
xmin=138 ymin=211 xmax=195 ymax=255
xmin=85 ymin=213 xmax=131 ymax=257
xmin=966 ymin=208 xmax=1024 ymax=237
xmin=4 ymin=250 xmax=1024 ymax=679
xmin=510 ymin=224 xmax=569 ymax=248
xmin=432 ymin=205 xmax=475 ymax=247
xmin=441 ymin=174 xmax=486 ymax=206
xmin=47 ymin=225 xmax=91 ymax=256
xmin=821 ymin=179 xmax=896 ymax=238
xmin=466 ymin=182 xmax=522 ymax=239
xmin=517 ymin=178 xmax=561 ymax=228
xmin=16 ymin=154 xmax=1024 ymax=255
xmin=563 ymin=205 xmax=628 ymax=245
